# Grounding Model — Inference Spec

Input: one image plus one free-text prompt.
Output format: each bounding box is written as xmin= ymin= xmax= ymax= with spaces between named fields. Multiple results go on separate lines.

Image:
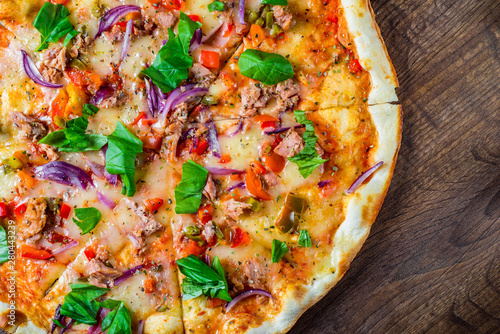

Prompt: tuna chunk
xmin=222 ymin=199 xmax=252 ymax=221
xmin=68 ymin=34 xmax=91 ymax=58
xmin=274 ymin=129 xmax=304 ymax=157
xmin=229 ymin=258 xmax=266 ymax=292
xmin=40 ymin=46 xmax=66 ymax=83
xmin=154 ymin=11 xmax=177 ymax=30
xmin=10 ymin=112 xmax=47 ymax=142
xmin=203 ymin=175 xmax=217 ymax=202
xmin=127 ymin=200 xmax=164 ymax=253
xmin=103 ymin=25 xmax=124 ymax=43
xmin=261 ymin=171 xmax=278 ymax=189
xmin=18 ymin=198 xmax=47 ymax=241
xmin=86 ymin=258 xmax=121 ymax=288
xmin=240 ymin=84 xmax=262 ymax=117
xmin=273 ymin=6 xmax=293 ymax=31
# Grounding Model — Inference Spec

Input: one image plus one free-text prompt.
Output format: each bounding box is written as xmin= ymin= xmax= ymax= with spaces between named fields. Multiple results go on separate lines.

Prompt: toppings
xmin=33 ymin=2 xmax=78 ymax=52
xmin=72 ymin=207 xmax=102 ymax=235
xmin=238 ymin=0 xmax=246 ymax=25
xmin=95 ymin=5 xmax=141 ymax=38
xmin=113 ymin=264 xmax=146 ymax=286
xmin=203 ymin=175 xmax=218 ymax=202
xmin=262 ymin=0 xmax=288 ymax=5
xmin=271 ymin=239 xmax=288 ymax=263
xmin=175 ymin=160 xmax=209 ymax=214
xmin=10 ymin=112 xmax=48 ymax=142
xmin=245 ymin=169 xmax=272 ymax=200
xmin=144 ymin=198 xmax=164 ymax=213
xmin=205 ymin=167 xmax=245 ymax=175
xmin=272 ymin=5 xmax=293 ymax=31
xmin=231 ymin=227 xmax=251 ymax=248
xmin=21 ymin=51 xmax=63 ymax=88
xmin=275 ymin=193 xmax=305 ymax=233
xmin=261 ymin=143 xmax=286 ymax=173
xmin=60 ymin=284 xmax=109 ymax=324
xmin=21 ymin=244 xmax=52 ymax=259
xmin=273 ymin=129 xmax=304 ymax=158
xmin=17 ymin=198 xmax=47 ymax=241
xmin=97 ymin=192 xmax=117 ymax=209
xmin=189 ymin=28 xmax=203 ymax=52
xmin=346 ymin=162 xmax=384 ymax=195
xmin=99 ymin=299 xmax=132 ymax=334
xmin=86 ymin=258 xmax=121 ymax=287
xmin=238 ymin=49 xmax=294 ymax=85
xmin=222 ymin=199 xmax=252 ymax=221
xmin=141 ymin=13 xmax=202 ymax=93
xmin=34 ymin=161 xmax=94 ymax=189
xmin=127 ymin=200 xmax=164 ymax=253
xmin=225 ymin=289 xmax=272 ymax=312
xmin=120 ymin=19 xmax=134 ymax=62
xmin=208 ymin=1 xmax=225 ymax=12
xmin=298 ymin=229 xmax=311 ymax=247
xmin=200 ymin=50 xmax=220 ymax=69
xmin=205 ymin=120 xmax=222 ymax=158
xmin=176 ymin=254 xmax=232 ymax=301
xmin=288 ymin=110 xmax=328 ymax=178
xmin=105 ymin=122 xmax=144 ymax=197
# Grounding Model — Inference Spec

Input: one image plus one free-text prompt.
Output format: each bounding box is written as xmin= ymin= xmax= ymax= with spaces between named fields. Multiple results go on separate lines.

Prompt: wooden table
xmin=290 ymin=0 xmax=500 ymax=333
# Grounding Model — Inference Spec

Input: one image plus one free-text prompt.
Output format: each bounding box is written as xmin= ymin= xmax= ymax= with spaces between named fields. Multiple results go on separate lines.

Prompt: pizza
xmin=0 ymin=0 xmax=400 ymax=333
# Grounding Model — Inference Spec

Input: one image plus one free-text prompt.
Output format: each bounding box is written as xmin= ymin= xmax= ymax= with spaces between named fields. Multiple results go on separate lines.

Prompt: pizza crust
xmin=247 ymin=104 xmax=402 ymax=334
xmin=341 ymin=0 xmax=399 ymax=104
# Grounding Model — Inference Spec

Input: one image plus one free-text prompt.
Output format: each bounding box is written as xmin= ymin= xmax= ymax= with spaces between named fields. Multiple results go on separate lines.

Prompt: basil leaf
xmin=262 ymin=0 xmax=288 ymax=4
xmin=0 ymin=226 xmax=9 ymax=265
xmin=271 ymin=239 xmax=289 ymax=263
xmin=288 ymin=110 xmax=328 ymax=178
xmin=33 ymin=2 xmax=78 ymax=52
xmin=177 ymin=255 xmax=232 ymax=301
xmin=141 ymin=12 xmax=201 ymax=93
xmin=39 ymin=104 xmax=107 ymax=152
xmin=298 ymin=229 xmax=311 ymax=247
xmin=208 ymin=1 xmax=225 ymax=11
xmin=100 ymin=300 xmax=132 ymax=334
xmin=72 ymin=207 xmax=101 ymax=235
xmin=60 ymin=283 xmax=109 ymax=325
xmin=105 ymin=122 xmax=143 ymax=197
xmin=238 ymin=49 xmax=294 ymax=85
xmin=174 ymin=160 xmax=208 ymax=214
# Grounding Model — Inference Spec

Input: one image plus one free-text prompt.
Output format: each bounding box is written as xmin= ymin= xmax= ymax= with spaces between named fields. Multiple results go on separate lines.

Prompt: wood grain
xmin=289 ymin=0 xmax=500 ymax=333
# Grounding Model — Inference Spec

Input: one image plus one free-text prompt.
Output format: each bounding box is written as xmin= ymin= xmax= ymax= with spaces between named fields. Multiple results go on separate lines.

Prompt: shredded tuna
xmin=240 ymin=84 xmax=262 ymax=117
xmin=261 ymin=171 xmax=278 ymax=189
xmin=103 ymin=25 xmax=124 ymax=43
xmin=127 ymin=200 xmax=164 ymax=253
xmin=189 ymin=63 xmax=216 ymax=88
xmin=18 ymin=198 xmax=47 ymax=241
xmin=269 ymin=79 xmax=300 ymax=116
xmin=273 ymin=6 xmax=293 ymax=31
xmin=10 ymin=112 xmax=47 ymax=142
xmin=274 ymin=129 xmax=304 ymax=157
xmin=229 ymin=258 xmax=266 ymax=293
xmin=86 ymin=258 xmax=121 ymax=288
xmin=68 ymin=34 xmax=91 ymax=58
xmin=203 ymin=175 xmax=217 ymax=202
xmin=40 ymin=46 xmax=66 ymax=83
xmin=222 ymin=199 xmax=252 ymax=220
xmin=154 ymin=11 xmax=177 ymax=30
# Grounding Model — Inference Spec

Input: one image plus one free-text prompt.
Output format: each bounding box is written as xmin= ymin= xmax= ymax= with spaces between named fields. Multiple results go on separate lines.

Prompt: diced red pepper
xmin=143 ymin=277 xmax=156 ymax=293
xmin=261 ymin=121 xmax=277 ymax=129
xmin=50 ymin=0 xmax=69 ymax=4
xmin=223 ymin=23 xmax=235 ymax=38
xmin=14 ymin=203 xmax=27 ymax=218
xmin=348 ymin=57 xmax=363 ymax=74
xmin=21 ymin=244 xmax=52 ymax=260
xmin=188 ymin=14 xmax=201 ymax=23
xmin=250 ymin=160 xmax=266 ymax=175
xmin=231 ymin=228 xmax=251 ymax=248
xmin=326 ymin=11 xmax=338 ymax=24
xmin=144 ymin=198 xmax=164 ymax=212
xmin=60 ymin=203 xmax=71 ymax=219
xmin=191 ymin=139 xmax=209 ymax=155
xmin=142 ymin=133 xmax=163 ymax=150
xmin=46 ymin=230 xmax=73 ymax=245
xmin=200 ymin=50 xmax=220 ymax=69
xmin=84 ymin=246 xmax=96 ymax=260
xmin=219 ymin=154 xmax=232 ymax=163
xmin=115 ymin=20 xmax=129 ymax=29
xmin=0 ymin=202 xmax=8 ymax=218
xmin=197 ymin=204 xmax=213 ymax=224
xmin=207 ymin=297 xmax=224 ymax=308
xmin=161 ymin=0 xmax=183 ymax=10
xmin=131 ymin=112 xmax=147 ymax=126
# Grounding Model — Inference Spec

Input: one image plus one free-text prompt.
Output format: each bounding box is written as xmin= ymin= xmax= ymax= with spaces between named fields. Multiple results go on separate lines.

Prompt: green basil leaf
xmin=174 ymin=160 xmax=208 ymax=214
xmin=105 ymin=122 xmax=143 ymax=197
xmin=262 ymin=0 xmax=288 ymax=4
xmin=288 ymin=110 xmax=328 ymax=178
xmin=141 ymin=12 xmax=201 ymax=93
xmin=208 ymin=1 xmax=225 ymax=12
xmin=298 ymin=229 xmax=311 ymax=247
xmin=60 ymin=283 xmax=109 ymax=325
xmin=271 ymin=239 xmax=289 ymax=263
xmin=100 ymin=300 xmax=132 ymax=334
xmin=33 ymin=2 xmax=78 ymax=52
xmin=39 ymin=104 xmax=108 ymax=152
xmin=238 ymin=49 xmax=294 ymax=85
xmin=177 ymin=255 xmax=232 ymax=301
xmin=72 ymin=207 xmax=101 ymax=235
xmin=0 ymin=226 xmax=9 ymax=265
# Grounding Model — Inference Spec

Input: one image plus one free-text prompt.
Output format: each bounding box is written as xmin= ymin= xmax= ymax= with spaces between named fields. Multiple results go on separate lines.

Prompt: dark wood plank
xmin=289 ymin=0 xmax=500 ymax=333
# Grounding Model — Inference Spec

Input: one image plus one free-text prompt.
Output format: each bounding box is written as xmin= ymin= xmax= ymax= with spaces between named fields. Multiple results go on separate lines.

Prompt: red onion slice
xmin=145 ymin=78 xmax=159 ymax=117
xmin=121 ymin=19 xmax=133 ymax=62
xmin=227 ymin=182 xmax=245 ymax=192
xmin=34 ymin=161 xmax=94 ymax=189
xmin=52 ymin=240 xmax=78 ymax=255
xmin=95 ymin=5 xmax=140 ymax=37
xmin=50 ymin=304 xmax=63 ymax=334
xmin=114 ymin=264 xmax=146 ymax=286
xmin=345 ymin=161 xmax=384 ymax=195
xmin=161 ymin=84 xmax=195 ymax=115
xmin=201 ymin=22 xmax=224 ymax=43
xmin=137 ymin=320 xmax=145 ymax=334
xmin=90 ymin=86 xmax=109 ymax=106
xmin=205 ymin=120 xmax=221 ymax=158
xmin=21 ymin=51 xmax=63 ymax=89
xmin=59 ymin=319 xmax=74 ymax=334
xmin=264 ymin=124 xmax=305 ymax=135
xmin=97 ymin=191 xmax=116 ymax=209
xmin=206 ymin=167 xmax=245 ymax=175
xmin=189 ymin=28 xmax=203 ymax=52
xmin=238 ymin=0 xmax=246 ymax=25
xmin=171 ymin=87 xmax=208 ymax=110
xmin=317 ymin=179 xmax=331 ymax=188
xmin=228 ymin=120 xmax=243 ymax=137
xmin=225 ymin=289 xmax=272 ymax=312
xmin=85 ymin=158 xmax=105 ymax=178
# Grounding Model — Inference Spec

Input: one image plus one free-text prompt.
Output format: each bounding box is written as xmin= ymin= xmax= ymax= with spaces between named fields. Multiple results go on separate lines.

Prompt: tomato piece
xmin=219 ymin=71 xmax=236 ymax=90
xmin=219 ymin=154 xmax=232 ymax=163
xmin=130 ymin=112 xmax=146 ymax=126
xmin=60 ymin=203 xmax=71 ymax=219
xmin=144 ymin=198 xmax=164 ymax=212
xmin=231 ymin=228 xmax=251 ymax=248
xmin=200 ymin=50 xmax=220 ymax=69
xmin=223 ymin=23 xmax=235 ymax=38
xmin=261 ymin=121 xmax=277 ymax=130
xmin=161 ymin=0 xmax=183 ymax=10
xmin=250 ymin=160 xmax=266 ymax=175
xmin=207 ymin=298 xmax=224 ymax=308
xmin=179 ymin=239 xmax=206 ymax=257
xmin=21 ymin=244 xmax=52 ymax=260
xmin=188 ymin=14 xmax=201 ymax=22
xmin=326 ymin=11 xmax=338 ymax=24
xmin=348 ymin=57 xmax=363 ymax=74
xmin=197 ymin=204 xmax=213 ymax=224
xmin=50 ymin=0 xmax=69 ymax=4
xmin=142 ymin=133 xmax=163 ymax=150
xmin=65 ymin=68 xmax=102 ymax=94
xmin=51 ymin=88 xmax=69 ymax=121
xmin=115 ymin=21 xmax=128 ymax=29
xmin=46 ymin=231 xmax=73 ymax=244
xmin=254 ymin=114 xmax=279 ymax=124
xmin=261 ymin=149 xmax=286 ymax=173
xmin=17 ymin=170 xmax=36 ymax=188
xmin=0 ymin=202 xmax=8 ymax=218
xmin=84 ymin=246 xmax=96 ymax=260
xmin=143 ymin=277 xmax=156 ymax=293
xmin=14 ymin=203 xmax=27 ymax=218
xmin=245 ymin=169 xmax=271 ymax=200
xmin=191 ymin=139 xmax=209 ymax=155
